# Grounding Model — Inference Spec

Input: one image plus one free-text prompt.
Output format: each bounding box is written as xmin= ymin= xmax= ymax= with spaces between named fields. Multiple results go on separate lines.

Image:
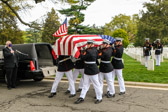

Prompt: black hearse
xmin=0 ymin=43 xmax=57 ymax=82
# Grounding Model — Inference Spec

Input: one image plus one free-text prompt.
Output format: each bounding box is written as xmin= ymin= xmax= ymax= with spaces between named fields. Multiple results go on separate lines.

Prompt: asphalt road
xmin=0 ymin=80 xmax=168 ymax=112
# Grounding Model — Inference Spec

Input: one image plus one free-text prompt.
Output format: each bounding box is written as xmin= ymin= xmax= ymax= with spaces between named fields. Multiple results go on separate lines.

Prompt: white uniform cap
xmin=115 ymin=37 xmax=123 ymax=42
xmin=145 ymin=38 xmax=150 ymax=41
xmin=156 ymin=39 xmax=160 ymax=42
xmin=103 ymin=39 xmax=111 ymax=44
xmin=87 ymin=39 xmax=94 ymax=44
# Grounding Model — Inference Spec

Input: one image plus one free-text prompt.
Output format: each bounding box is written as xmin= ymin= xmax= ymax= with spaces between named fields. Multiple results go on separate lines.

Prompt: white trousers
xmin=68 ymin=69 xmax=84 ymax=90
xmin=145 ymin=56 xmax=150 ymax=67
xmin=51 ymin=70 xmax=76 ymax=94
xmin=155 ymin=55 xmax=161 ymax=66
xmin=98 ymin=72 xmax=114 ymax=95
xmin=111 ymin=69 xmax=126 ymax=93
xmin=80 ymin=74 xmax=102 ymax=100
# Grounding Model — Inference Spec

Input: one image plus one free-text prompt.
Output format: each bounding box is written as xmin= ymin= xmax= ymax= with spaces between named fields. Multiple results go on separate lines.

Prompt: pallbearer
xmin=153 ymin=39 xmax=163 ymax=66
xmin=48 ymin=55 xmax=76 ymax=98
xmin=74 ymin=40 xmax=102 ymax=104
xmin=74 ymin=55 xmax=85 ymax=92
xmin=111 ymin=37 xmax=126 ymax=95
xmin=143 ymin=38 xmax=152 ymax=68
xmin=66 ymin=50 xmax=85 ymax=93
xmin=98 ymin=39 xmax=115 ymax=98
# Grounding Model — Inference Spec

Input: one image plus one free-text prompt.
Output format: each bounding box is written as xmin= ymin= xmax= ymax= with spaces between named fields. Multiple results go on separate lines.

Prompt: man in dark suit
xmin=3 ymin=41 xmax=18 ymax=90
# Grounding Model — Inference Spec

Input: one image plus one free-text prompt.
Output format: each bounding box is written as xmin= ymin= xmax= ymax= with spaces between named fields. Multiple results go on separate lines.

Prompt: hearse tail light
xmin=30 ymin=61 xmax=35 ymax=71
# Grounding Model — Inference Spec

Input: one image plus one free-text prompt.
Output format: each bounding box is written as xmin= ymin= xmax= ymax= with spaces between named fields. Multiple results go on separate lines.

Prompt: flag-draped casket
xmin=54 ymin=35 xmax=103 ymax=58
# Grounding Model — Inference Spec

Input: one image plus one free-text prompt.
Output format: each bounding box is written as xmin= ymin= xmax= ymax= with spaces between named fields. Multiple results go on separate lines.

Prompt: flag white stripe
xmin=60 ymin=36 xmax=67 ymax=55
xmin=56 ymin=39 xmax=58 ymax=55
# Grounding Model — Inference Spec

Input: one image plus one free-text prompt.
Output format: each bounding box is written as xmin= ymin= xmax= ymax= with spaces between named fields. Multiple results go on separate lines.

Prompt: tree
xmin=24 ymin=29 xmax=42 ymax=43
xmin=69 ymin=24 xmax=104 ymax=34
xmin=0 ymin=1 xmax=24 ymax=44
xmin=0 ymin=0 xmax=80 ymax=30
xmin=41 ymin=8 xmax=60 ymax=44
xmin=0 ymin=0 xmax=41 ymax=30
xmin=112 ymin=29 xmax=129 ymax=48
xmin=104 ymin=14 xmax=139 ymax=42
xmin=59 ymin=0 xmax=95 ymax=34
xmin=135 ymin=0 xmax=168 ymax=46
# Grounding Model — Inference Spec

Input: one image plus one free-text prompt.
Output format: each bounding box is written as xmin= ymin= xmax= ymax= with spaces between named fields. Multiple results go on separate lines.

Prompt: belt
xmin=156 ymin=49 xmax=161 ymax=51
xmin=75 ymin=58 xmax=81 ymax=61
xmin=113 ymin=57 xmax=122 ymax=60
xmin=59 ymin=57 xmax=71 ymax=63
xmin=101 ymin=60 xmax=111 ymax=63
xmin=85 ymin=61 xmax=96 ymax=64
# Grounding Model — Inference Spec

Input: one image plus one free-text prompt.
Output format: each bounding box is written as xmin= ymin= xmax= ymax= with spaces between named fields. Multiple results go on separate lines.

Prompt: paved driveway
xmin=0 ymin=80 xmax=168 ymax=112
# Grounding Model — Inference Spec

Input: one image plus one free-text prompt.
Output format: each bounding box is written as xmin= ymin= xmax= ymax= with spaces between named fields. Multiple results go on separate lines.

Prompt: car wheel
xmin=33 ymin=78 xmax=43 ymax=81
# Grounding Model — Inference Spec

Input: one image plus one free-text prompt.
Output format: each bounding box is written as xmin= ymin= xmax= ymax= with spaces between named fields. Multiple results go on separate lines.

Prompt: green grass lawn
xmin=123 ymin=53 xmax=168 ymax=84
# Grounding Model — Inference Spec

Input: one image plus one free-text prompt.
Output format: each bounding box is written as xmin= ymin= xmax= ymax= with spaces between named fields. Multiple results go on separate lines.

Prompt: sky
xmin=18 ymin=0 xmax=151 ymax=30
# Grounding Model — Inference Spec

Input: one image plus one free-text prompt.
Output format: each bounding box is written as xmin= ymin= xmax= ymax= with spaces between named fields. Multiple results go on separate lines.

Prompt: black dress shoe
xmin=74 ymin=98 xmax=84 ymax=104
xmin=105 ymin=91 xmax=110 ymax=96
xmin=95 ymin=99 xmax=102 ymax=104
xmin=119 ymin=92 xmax=125 ymax=95
xmin=11 ymin=86 xmax=16 ymax=88
xmin=69 ymin=94 xmax=76 ymax=98
xmin=48 ymin=93 xmax=56 ymax=98
xmin=64 ymin=90 xmax=70 ymax=95
xmin=106 ymin=93 xmax=115 ymax=98
xmin=76 ymin=89 xmax=82 ymax=92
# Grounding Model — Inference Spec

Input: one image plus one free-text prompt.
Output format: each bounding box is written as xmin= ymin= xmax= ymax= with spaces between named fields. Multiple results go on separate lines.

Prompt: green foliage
xmin=24 ymin=28 xmax=42 ymax=43
xmin=41 ymin=8 xmax=60 ymax=44
xmin=0 ymin=1 xmax=24 ymax=44
xmin=59 ymin=0 xmax=95 ymax=34
xmin=104 ymin=14 xmax=139 ymax=42
xmin=112 ymin=29 xmax=129 ymax=48
xmin=135 ymin=0 xmax=168 ymax=46
xmin=68 ymin=24 xmax=104 ymax=34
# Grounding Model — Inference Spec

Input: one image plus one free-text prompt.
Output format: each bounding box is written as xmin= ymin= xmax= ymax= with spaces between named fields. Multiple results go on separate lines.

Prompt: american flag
xmin=53 ymin=18 xmax=67 ymax=37
xmin=99 ymin=35 xmax=116 ymax=44
xmin=54 ymin=35 xmax=103 ymax=58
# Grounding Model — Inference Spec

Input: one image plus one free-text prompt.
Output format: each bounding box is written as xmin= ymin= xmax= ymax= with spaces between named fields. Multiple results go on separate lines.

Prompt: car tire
xmin=33 ymin=78 xmax=43 ymax=81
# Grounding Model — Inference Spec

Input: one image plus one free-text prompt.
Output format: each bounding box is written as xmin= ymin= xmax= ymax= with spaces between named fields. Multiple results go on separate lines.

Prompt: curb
xmin=44 ymin=77 xmax=168 ymax=89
